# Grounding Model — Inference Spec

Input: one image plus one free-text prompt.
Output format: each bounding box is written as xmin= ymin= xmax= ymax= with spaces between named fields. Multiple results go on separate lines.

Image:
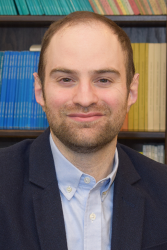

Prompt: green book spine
xmin=108 ymin=0 xmax=120 ymax=14
xmin=40 ymin=0 xmax=50 ymax=15
xmin=14 ymin=0 xmax=23 ymax=15
xmin=60 ymin=0 xmax=71 ymax=14
xmin=19 ymin=0 xmax=30 ymax=15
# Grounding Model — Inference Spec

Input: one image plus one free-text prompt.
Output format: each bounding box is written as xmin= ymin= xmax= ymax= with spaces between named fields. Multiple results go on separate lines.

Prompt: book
xmin=148 ymin=44 xmax=154 ymax=131
xmin=123 ymin=0 xmax=134 ymax=14
xmin=134 ymin=0 xmax=146 ymax=14
xmin=113 ymin=0 xmax=123 ymax=14
xmin=144 ymin=43 xmax=148 ymax=131
xmin=141 ymin=0 xmax=152 ymax=14
xmin=100 ymin=0 xmax=114 ymax=14
xmin=116 ymin=0 xmax=127 ymax=14
xmin=160 ymin=43 xmax=166 ymax=131
xmin=138 ymin=43 xmax=145 ymax=131
xmin=158 ymin=0 xmax=167 ymax=15
xmin=153 ymin=43 xmax=161 ymax=131
xmin=128 ymin=0 xmax=140 ymax=14
xmin=107 ymin=0 xmax=120 ymax=14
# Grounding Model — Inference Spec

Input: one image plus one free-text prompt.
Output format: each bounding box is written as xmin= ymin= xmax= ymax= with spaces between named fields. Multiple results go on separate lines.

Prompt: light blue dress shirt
xmin=50 ymin=134 xmax=119 ymax=250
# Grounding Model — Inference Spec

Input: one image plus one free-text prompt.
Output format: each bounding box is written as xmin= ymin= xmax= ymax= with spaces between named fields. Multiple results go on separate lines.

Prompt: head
xmin=35 ymin=11 xmax=139 ymax=154
xmin=38 ymin=11 xmax=135 ymax=92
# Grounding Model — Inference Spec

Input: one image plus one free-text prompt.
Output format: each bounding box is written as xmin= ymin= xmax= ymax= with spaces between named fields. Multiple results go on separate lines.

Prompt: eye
xmin=95 ymin=78 xmax=112 ymax=87
xmin=60 ymin=78 xmax=72 ymax=82
xmin=58 ymin=77 xmax=75 ymax=87
xmin=99 ymin=78 xmax=109 ymax=83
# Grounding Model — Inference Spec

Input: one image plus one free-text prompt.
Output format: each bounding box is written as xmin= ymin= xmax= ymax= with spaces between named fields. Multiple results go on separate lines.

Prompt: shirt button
xmin=84 ymin=177 xmax=90 ymax=184
xmin=103 ymin=191 xmax=107 ymax=196
xmin=66 ymin=186 xmax=72 ymax=193
xmin=90 ymin=213 xmax=96 ymax=221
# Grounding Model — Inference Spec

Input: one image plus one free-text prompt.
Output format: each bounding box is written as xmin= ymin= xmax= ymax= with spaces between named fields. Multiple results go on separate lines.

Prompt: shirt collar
xmin=50 ymin=133 xmax=119 ymax=201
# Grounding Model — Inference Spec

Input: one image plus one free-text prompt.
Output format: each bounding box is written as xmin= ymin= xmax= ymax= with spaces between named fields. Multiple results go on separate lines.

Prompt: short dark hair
xmin=38 ymin=11 xmax=135 ymax=91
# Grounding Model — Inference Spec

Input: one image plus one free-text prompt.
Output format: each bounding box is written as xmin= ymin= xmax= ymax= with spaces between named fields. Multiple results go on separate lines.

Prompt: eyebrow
xmin=49 ymin=68 xmax=121 ymax=77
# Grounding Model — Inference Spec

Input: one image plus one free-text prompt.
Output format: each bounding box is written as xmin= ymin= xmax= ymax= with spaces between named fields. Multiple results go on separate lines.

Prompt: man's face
xmin=35 ymin=22 xmax=137 ymax=153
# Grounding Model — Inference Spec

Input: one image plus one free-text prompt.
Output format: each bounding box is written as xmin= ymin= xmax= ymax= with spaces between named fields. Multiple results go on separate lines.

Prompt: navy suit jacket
xmin=1 ymin=128 xmax=167 ymax=250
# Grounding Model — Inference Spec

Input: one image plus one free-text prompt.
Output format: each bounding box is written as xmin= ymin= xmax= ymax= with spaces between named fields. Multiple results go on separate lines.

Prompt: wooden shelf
xmin=0 ymin=15 xmax=166 ymax=27
xmin=0 ymin=130 xmax=165 ymax=139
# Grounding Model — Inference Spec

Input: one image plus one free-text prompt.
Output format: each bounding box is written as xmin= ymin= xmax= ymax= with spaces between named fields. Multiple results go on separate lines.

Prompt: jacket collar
xmin=29 ymin=128 xmax=68 ymax=250
xmin=111 ymin=144 xmax=144 ymax=250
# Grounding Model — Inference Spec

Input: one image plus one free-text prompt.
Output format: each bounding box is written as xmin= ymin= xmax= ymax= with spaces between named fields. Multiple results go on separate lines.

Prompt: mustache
xmin=60 ymin=103 xmax=111 ymax=115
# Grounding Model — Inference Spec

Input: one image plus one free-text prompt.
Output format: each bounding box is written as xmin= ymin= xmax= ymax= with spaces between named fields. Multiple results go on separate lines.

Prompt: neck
xmin=51 ymin=131 xmax=117 ymax=182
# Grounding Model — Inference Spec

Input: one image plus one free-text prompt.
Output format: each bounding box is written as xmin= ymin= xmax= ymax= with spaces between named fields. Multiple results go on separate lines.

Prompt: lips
xmin=67 ymin=112 xmax=104 ymax=122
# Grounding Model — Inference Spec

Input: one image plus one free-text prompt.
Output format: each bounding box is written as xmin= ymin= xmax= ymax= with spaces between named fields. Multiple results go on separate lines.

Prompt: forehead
xmin=45 ymin=22 xmax=126 ymax=73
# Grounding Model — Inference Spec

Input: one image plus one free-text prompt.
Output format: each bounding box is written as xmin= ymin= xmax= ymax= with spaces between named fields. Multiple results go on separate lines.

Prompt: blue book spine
xmin=27 ymin=52 xmax=34 ymax=129
xmin=9 ymin=52 xmax=18 ymax=129
xmin=13 ymin=52 xmax=21 ymax=129
xmin=15 ymin=53 xmax=23 ymax=129
xmin=18 ymin=52 xmax=26 ymax=129
xmin=7 ymin=52 xmax=15 ymax=129
xmin=4 ymin=52 xmax=13 ymax=129
xmin=23 ymin=52 xmax=30 ymax=129
xmin=0 ymin=52 xmax=9 ymax=129
xmin=0 ymin=52 xmax=4 ymax=97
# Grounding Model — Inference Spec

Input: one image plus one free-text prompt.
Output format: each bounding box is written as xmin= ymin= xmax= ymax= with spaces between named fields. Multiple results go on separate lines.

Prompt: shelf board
xmin=0 ymin=130 xmax=165 ymax=139
xmin=0 ymin=15 xmax=166 ymax=27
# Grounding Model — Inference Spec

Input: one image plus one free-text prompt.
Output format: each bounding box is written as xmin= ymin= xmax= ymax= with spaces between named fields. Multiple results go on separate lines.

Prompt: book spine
xmin=113 ymin=0 xmax=123 ymax=14
xmin=158 ymin=0 xmax=167 ymax=15
xmin=0 ymin=52 xmax=4 ymax=97
xmin=123 ymin=0 xmax=134 ymax=14
xmin=155 ymin=0 xmax=163 ymax=14
xmin=159 ymin=43 xmax=166 ymax=131
xmin=116 ymin=0 xmax=127 ymax=14
xmin=138 ymin=43 xmax=145 ymax=131
xmin=141 ymin=0 xmax=152 ymax=14
xmin=144 ymin=43 xmax=148 ymax=131
xmin=134 ymin=0 xmax=145 ymax=14
xmin=153 ymin=44 xmax=161 ymax=131
xmin=10 ymin=52 xmax=18 ymax=129
xmin=88 ymin=0 xmax=99 ymax=13
xmin=107 ymin=0 xmax=120 ymax=14
xmin=94 ymin=0 xmax=105 ymax=14
xmin=148 ymin=44 xmax=154 ymax=131
xmin=128 ymin=0 xmax=140 ymax=14
xmin=4 ymin=52 xmax=13 ymax=129
xmin=100 ymin=0 xmax=114 ymax=14
xmin=147 ymin=0 xmax=159 ymax=14
xmin=0 ymin=52 xmax=10 ymax=129
xmin=13 ymin=52 xmax=21 ymax=129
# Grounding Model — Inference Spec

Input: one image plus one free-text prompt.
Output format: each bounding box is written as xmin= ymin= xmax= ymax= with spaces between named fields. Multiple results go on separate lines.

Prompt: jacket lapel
xmin=29 ymin=128 xmax=68 ymax=250
xmin=111 ymin=145 xmax=145 ymax=250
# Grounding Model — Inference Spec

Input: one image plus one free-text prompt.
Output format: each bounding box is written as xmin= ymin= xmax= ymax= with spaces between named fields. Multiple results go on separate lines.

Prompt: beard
xmin=45 ymin=102 xmax=127 ymax=154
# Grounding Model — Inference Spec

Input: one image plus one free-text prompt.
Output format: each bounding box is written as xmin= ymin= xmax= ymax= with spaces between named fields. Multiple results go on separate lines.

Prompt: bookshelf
xmin=0 ymin=15 xmax=166 ymax=162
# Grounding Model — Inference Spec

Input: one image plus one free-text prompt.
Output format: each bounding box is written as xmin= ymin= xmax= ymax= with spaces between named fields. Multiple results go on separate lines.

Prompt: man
xmin=0 ymin=11 xmax=167 ymax=250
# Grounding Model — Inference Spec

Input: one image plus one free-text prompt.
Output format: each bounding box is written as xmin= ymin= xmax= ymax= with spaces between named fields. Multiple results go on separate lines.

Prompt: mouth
xmin=67 ymin=112 xmax=104 ymax=122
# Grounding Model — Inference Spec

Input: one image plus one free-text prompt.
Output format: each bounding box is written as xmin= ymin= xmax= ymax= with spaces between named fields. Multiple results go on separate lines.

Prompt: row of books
xmin=0 ymin=51 xmax=49 ymax=129
xmin=121 ymin=43 xmax=166 ymax=132
xmin=89 ymin=0 xmax=167 ymax=15
xmin=0 ymin=0 xmax=93 ymax=15
xmin=0 ymin=43 xmax=166 ymax=130
xmin=0 ymin=0 xmax=166 ymax=15
xmin=142 ymin=144 xmax=165 ymax=164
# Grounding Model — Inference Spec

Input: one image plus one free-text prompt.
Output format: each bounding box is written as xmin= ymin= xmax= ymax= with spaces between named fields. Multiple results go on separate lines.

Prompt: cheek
xmin=98 ymin=87 xmax=127 ymax=110
xmin=46 ymin=87 xmax=72 ymax=108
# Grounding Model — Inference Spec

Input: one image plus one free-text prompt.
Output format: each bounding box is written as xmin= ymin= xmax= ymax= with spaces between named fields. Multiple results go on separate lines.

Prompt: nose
xmin=72 ymin=81 xmax=99 ymax=107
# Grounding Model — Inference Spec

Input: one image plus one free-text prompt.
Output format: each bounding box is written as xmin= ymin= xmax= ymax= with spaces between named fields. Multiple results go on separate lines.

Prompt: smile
xmin=67 ymin=112 xmax=104 ymax=122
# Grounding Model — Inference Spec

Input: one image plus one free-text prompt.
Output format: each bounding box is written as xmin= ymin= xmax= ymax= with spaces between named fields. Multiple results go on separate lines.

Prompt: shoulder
xmin=117 ymin=143 xmax=167 ymax=188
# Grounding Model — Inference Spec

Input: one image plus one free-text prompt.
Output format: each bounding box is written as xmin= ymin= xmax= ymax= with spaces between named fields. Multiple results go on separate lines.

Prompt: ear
xmin=127 ymin=73 xmax=139 ymax=112
xmin=33 ymin=72 xmax=46 ymax=112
